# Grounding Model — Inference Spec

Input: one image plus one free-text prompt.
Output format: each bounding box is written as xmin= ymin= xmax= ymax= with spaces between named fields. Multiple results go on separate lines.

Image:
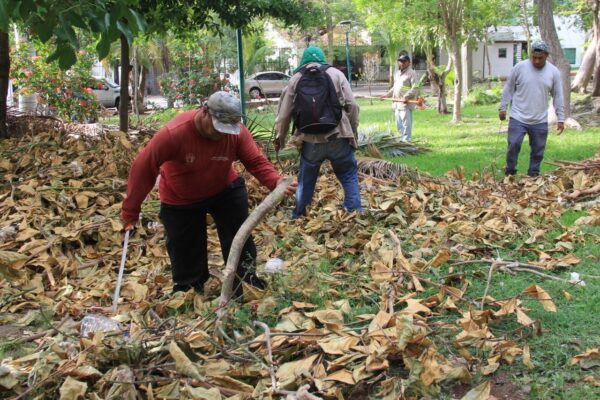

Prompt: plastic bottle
xmin=80 ymin=314 xmax=121 ymax=337
xmin=264 ymin=258 xmax=284 ymax=273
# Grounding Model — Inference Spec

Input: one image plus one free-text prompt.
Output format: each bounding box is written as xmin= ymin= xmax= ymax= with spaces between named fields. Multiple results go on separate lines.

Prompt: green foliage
xmin=140 ymin=0 xmax=319 ymax=33
xmin=465 ymin=85 xmax=502 ymax=106
xmin=1 ymin=0 xmax=147 ymax=70
xmin=10 ymin=40 xmax=99 ymax=121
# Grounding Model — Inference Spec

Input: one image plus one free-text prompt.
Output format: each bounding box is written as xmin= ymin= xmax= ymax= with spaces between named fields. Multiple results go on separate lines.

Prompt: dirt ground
xmin=451 ymin=372 xmax=528 ymax=400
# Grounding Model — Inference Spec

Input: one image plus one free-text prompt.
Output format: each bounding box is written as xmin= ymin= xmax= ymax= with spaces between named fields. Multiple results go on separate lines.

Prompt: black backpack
xmin=293 ymin=64 xmax=343 ymax=134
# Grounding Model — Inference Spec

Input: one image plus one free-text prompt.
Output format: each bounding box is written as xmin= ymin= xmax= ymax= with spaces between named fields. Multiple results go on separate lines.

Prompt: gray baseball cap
xmin=531 ymin=40 xmax=549 ymax=54
xmin=207 ymin=91 xmax=242 ymax=135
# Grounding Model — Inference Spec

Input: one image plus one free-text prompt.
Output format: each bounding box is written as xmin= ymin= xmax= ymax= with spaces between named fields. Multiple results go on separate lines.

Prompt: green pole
xmin=236 ymin=28 xmax=246 ymax=123
xmin=345 ymin=30 xmax=351 ymax=86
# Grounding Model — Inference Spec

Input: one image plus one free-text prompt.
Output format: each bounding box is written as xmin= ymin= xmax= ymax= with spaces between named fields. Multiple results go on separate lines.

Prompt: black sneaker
xmin=172 ymin=281 xmax=204 ymax=294
xmin=244 ymin=274 xmax=266 ymax=290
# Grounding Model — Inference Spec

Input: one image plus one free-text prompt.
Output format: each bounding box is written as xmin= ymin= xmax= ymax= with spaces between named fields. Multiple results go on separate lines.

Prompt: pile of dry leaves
xmin=0 ymin=124 xmax=599 ymax=399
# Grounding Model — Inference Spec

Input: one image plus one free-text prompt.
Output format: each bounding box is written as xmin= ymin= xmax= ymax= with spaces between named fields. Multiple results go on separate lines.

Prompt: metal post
xmin=345 ymin=30 xmax=351 ymax=85
xmin=236 ymin=29 xmax=246 ymax=123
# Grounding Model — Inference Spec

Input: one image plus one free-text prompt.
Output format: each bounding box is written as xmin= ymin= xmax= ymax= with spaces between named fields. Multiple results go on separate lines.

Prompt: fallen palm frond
xmin=357 ymin=157 xmax=419 ymax=180
xmin=358 ymin=131 xmax=430 ymax=158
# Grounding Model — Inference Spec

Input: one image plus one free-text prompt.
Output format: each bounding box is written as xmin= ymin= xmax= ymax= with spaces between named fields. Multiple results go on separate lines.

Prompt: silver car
xmin=92 ymin=78 xmax=121 ymax=108
xmin=245 ymin=71 xmax=290 ymax=99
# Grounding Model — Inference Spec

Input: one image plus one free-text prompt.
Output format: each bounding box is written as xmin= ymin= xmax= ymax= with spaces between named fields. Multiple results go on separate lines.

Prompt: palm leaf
xmin=358 ymin=131 xmax=430 ymax=158
xmin=356 ymin=157 xmax=418 ymax=180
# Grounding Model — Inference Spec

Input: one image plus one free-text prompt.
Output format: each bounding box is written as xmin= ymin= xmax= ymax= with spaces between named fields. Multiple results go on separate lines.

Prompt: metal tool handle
xmin=112 ymin=229 xmax=130 ymax=314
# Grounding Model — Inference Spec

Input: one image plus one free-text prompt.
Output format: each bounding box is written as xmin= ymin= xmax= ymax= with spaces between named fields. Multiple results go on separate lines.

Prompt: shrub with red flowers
xmin=158 ymin=60 xmax=228 ymax=106
xmin=10 ymin=42 xmax=99 ymax=122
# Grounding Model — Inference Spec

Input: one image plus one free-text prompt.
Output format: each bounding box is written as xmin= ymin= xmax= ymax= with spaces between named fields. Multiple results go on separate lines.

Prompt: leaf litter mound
xmin=0 ymin=124 xmax=599 ymax=399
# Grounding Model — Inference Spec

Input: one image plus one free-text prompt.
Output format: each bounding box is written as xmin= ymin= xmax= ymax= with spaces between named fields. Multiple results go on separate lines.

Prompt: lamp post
xmin=339 ymin=20 xmax=352 ymax=86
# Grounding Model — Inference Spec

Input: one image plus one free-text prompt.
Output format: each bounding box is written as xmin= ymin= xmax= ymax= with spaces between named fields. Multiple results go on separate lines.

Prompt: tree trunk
xmin=120 ymin=34 xmax=130 ymax=133
xmin=325 ymin=1 xmax=334 ymax=62
xmin=484 ymin=33 xmax=492 ymax=81
xmin=537 ymin=0 xmax=572 ymax=116
xmin=138 ymin=65 xmax=146 ymax=112
xmin=571 ymin=35 xmax=596 ymax=93
xmin=520 ymin=0 xmax=532 ymax=55
xmin=462 ymin=41 xmax=472 ymax=96
xmin=592 ymin=0 xmax=600 ymax=96
xmin=450 ymin=39 xmax=462 ymax=123
xmin=0 ymin=32 xmax=9 ymax=139
xmin=160 ymin=41 xmax=174 ymax=108
xmin=438 ymin=60 xmax=453 ymax=114
xmin=440 ymin=0 xmax=464 ymax=123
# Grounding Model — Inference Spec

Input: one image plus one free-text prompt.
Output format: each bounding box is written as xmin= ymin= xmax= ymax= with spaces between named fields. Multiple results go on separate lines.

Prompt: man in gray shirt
xmin=499 ymin=40 xmax=565 ymax=177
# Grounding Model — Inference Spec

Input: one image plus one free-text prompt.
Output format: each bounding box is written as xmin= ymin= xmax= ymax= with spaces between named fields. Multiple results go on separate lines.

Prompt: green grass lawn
xmin=356 ymin=98 xmax=600 ymax=177
xmin=114 ymin=95 xmax=600 ymax=180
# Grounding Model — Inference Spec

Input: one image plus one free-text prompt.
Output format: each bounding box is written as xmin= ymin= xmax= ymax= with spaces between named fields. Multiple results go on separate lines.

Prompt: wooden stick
xmin=356 ymin=95 xmax=426 ymax=106
xmin=253 ymin=321 xmax=278 ymax=391
xmin=216 ymin=178 xmax=292 ymax=327
xmin=480 ymin=262 xmax=496 ymax=310
xmin=14 ymin=315 xmax=70 ymax=345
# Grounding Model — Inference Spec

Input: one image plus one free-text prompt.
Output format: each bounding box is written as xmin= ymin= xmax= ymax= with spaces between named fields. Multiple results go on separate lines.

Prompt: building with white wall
xmin=441 ymin=15 xmax=587 ymax=79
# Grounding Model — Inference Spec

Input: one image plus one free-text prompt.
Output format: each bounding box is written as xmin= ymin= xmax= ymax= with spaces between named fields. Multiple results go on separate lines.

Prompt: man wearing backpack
xmin=380 ymin=54 xmax=418 ymax=142
xmin=275 ymin=46 xmax=361 ymax=218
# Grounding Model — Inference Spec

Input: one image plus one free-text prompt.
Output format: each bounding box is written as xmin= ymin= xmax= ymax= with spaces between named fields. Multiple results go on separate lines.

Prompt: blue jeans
xmin=506 ymin=118 xmax=548 ymax=176
xmin=395 ymin=108 xmax=413 ymax=141
xmin=293 ymin=138 xmax=362 ymax=218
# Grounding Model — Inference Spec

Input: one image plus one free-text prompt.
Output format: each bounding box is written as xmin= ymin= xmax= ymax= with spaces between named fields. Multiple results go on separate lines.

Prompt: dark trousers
xmin=294 ymin=138 xmax=361 ymax=218
xmin=159 ymin=177 xmax=256 ymax=287
xmin=506 ymin=118 xmax=548 ymax=176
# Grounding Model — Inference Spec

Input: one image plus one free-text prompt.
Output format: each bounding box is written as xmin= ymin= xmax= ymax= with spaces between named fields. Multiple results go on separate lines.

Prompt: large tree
xmin=571 ymin=34 xmax=595 ymax=93
xmin=591 ymin=0 xmax=600 ymax=96
xmin=536 ymin=0 xmax=573 ymax=118
xmin=0 ymin=31 xmax=8 ymax=138
xmin=439 ymin=0 xmax=465 ymax=123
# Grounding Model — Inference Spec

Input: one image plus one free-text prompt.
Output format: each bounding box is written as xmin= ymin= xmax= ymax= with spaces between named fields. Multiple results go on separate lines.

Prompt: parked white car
xmin=245 ymin=71 xmax=290 ymax=99
xmin=92 ymin=78 xmax=121 ymax=108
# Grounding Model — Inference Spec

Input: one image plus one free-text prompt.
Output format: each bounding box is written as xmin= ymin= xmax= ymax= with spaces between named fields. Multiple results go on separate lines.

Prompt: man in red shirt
xmin=121 ymin=91 xmax=296 ymax=296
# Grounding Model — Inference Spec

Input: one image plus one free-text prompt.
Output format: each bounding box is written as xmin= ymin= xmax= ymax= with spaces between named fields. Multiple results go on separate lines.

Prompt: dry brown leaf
xmin=523 ymin=344 xmax=535 ymax=369
xmin=571 ymin=348 xmax=600 ymax=369
xmin=305 ymin=309 xmax=344 ymax=326
xmin=318 ymin=335 xmax=360 ymax=355
xmin=460 ymin=381 xmax=491 ymax=400
xmin=516 ymin=307 xmax=535 ymax=326
xmin=428 ymin=248 xmax=450 ymax=267
xmin=168 ymin=341 xmax=203 ymax=381
xmin=324 ymin=369 xmax=355 ymax=385
xmin=59 ymin=376 xmax=88 ymax=400
xmin=399 ymin=298 xmax=432 ymax=316
xmin=183 ymin=385 xmax=222 ymax=400
xmin=276 ymin=354 xmax=319 ymax=382
xmin=523 ymin=285 xmax=557 ymax=312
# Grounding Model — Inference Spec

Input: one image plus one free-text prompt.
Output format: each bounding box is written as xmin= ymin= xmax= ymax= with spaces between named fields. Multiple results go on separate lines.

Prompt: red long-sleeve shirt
xmin=121 ymin=110 xmax=280 ymax=223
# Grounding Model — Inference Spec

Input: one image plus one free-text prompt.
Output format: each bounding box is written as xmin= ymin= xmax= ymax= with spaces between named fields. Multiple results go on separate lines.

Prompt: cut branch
xmin=216 ymin=178 xmax=292 ymax=327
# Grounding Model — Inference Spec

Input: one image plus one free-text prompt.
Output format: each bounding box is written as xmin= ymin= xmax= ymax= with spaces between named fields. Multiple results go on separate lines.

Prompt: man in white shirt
xmin=381 ymin=54 xmax=418 ymax=141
